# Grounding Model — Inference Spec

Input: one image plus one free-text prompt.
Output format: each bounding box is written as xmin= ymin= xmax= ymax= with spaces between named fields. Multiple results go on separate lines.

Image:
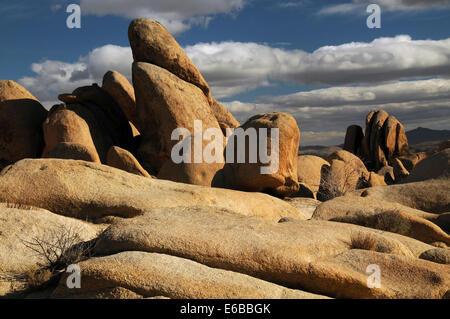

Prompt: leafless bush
xmin=22 ymin=224 xmax=94 ymax=273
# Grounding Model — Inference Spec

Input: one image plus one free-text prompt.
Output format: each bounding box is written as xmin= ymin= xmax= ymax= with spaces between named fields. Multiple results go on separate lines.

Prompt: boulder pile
xmin=0 ymin=18 xmax=448 ymax=300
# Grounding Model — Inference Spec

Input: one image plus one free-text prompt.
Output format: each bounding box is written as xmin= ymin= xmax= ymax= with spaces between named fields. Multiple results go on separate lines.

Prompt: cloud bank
xmin=18 ymin=35 xmax=450 ymax=145
xmin=186 ymin=36 xmax=450 ymax=97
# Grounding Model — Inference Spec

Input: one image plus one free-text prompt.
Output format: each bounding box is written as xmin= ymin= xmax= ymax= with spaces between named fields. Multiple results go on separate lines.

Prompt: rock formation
xmin=213 ymin=112 xmax=300 ymax=197
xmin=344 ymin=110 xmax=413 ymax=170
xmin=0 ymin=80 xmax=47 ymax=169
xmin=0 ymin=18 xmax=448 ymax=300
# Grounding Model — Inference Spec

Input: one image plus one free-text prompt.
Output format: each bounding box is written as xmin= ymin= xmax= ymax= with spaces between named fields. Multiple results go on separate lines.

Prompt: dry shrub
xmin=22 ymin=224 xmax=94 ymax=273
xmin=350 ymin=232 xmax=377 ymax=251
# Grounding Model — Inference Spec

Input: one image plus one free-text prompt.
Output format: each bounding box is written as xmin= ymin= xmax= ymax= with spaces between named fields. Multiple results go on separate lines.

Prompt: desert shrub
xmin=22 ymin=224 xmax=94 ymax=273
xmin=350 ymin=232 xmax=377 ymax=251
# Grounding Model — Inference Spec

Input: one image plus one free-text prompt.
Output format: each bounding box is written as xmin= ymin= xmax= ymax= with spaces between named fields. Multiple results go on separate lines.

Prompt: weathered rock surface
xmin=102 ymin=70 xmax=141 ymax=132
xmin=106 ymin=146 xmax=150 ymax=177
xmin=129 ymin=18 xmax=211 ymax=101
xmin=359 ymin=179 xmax=450 ymax=214
xmin=0 ymin=80 xmax=37 ymax=102
xmin=52 ymin=251 xmax=326 ymax=299
xmin=0 ymin=159 xmax=302 ymax=221
xmin=211 ymin=98 xmax=240 ymax=134
xmin=213 ymin=112 xmax=300 ymax=197
xmin=312 ymin=195 xmax=450 ymax=245
xmin=42 ymin=105 xmax=101 ymax=162
xmin=419 ymin=248 xmax=450 ymax=265
xmin=326 ymin=149 xmax=369 ymax=178
xmin=406 ymin=149 xmax=450 ymax=183
xmin=93 ymin=206 xmax=448 ymax=298
xmin=0 ymin=204 xmax=99 ymax=296
xmin=383 ymin=115 xmax=409 ymax=162
xmin=296 ymin=155 xmax=329 ymax=198
xmin=0 ymin=80 xmax=47 ymax=168
xmin=308 ymin=249 xmax=449 ymax=298
xmin=362 ymin=110 xmax=411 ymax=170
xmin=367 ymin=171 xmax=387 ymax=187
xmin=133 ymin=62 xmax=223 ymax=185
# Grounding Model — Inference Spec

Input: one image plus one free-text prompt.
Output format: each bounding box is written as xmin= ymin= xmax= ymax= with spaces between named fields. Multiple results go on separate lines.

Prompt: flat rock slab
xmin=358 ymin=179 xmax=450 ymax=214
xmin=312 ymin=195 xmax=450 ymax=246
xmin=93 ymin=206 xmax=447 ymax=298
xmin=0 ymin=159 xmax=302 ymax=221
xmin=52 ymin=251 xmax=328 ymax=299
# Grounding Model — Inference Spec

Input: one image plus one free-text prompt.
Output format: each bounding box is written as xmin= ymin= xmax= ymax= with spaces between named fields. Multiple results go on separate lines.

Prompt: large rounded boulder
xmin=213 ymin=112 xmax=300 ymax=197
xmin=0 ymin=80 xmax=47 ymax=168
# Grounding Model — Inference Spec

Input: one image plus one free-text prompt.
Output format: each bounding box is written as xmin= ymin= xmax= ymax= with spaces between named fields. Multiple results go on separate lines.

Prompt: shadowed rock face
xmin=344 ymin=125 xmax=364 ymax=155
xmin=102 ymin=70 xmax=141 ymax=132
xmin=47 ymin=85 xmax=134 ymax=164
xmin=0 ymin=81 xmax=47 ymax=168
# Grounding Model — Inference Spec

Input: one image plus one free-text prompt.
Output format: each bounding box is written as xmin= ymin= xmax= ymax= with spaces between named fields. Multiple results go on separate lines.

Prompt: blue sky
xmin=1 ymin=0 xmax=450 ymax=145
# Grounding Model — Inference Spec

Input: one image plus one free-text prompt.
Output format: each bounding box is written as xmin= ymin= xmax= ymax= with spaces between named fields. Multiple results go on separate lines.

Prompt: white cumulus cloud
xmin=18 ymin=45 xmax=133 ymax=107
xmin=80 ymin=0 xmax=245 ymax=34
xmin=186 ymin=36 xmax=450 ymax=98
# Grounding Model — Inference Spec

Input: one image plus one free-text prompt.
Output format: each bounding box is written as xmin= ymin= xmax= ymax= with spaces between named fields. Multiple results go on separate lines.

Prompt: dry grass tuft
xmin=350 ymin=232 xmax=377 ymax=251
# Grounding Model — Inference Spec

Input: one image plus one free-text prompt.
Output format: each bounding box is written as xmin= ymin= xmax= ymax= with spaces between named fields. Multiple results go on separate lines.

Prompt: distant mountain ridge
xmin=406 ymin=127 xmax=450 ymax=145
